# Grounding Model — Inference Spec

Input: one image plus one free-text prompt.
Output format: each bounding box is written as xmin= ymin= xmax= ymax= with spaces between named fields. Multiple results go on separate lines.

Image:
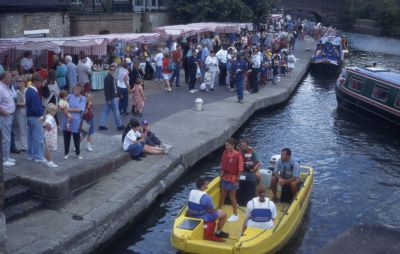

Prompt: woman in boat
xmin=242 ymin=186 xmax=277 ymax=233
xmin=218 ymin=138 xmax=244 ymax=223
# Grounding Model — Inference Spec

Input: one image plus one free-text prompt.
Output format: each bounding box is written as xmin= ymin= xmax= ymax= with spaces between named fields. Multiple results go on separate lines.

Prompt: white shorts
xmin=162 ymin=73 xmax=171 ymax=80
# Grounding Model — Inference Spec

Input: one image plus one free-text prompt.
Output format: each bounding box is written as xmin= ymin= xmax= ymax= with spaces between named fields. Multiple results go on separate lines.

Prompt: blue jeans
xmin=99 ymin=98 xmax=122 ymax=128
xmin=155 ymin=66 xmax=162 ymax=80
xmin=0 ymin=114 xmax=13 ymax=161
xmin=27 ymin=116 xmax=45 ymax=160
xmin=236 ymin=75 xmax=244 ymax=101
xmin=170 ymin=63 xmax=181 ymax=86
xmin=126 ymin=143 xmax=144 ymax=156
xmin=117 ymin=87 xmax=128 ymax=114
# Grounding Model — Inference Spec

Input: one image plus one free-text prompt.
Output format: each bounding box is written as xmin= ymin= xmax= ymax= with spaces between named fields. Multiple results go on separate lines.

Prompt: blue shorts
xmin=203 ymin=211 xmax=218 ymax=222
xmin=221 ymin=180 xmax=238 ymax=191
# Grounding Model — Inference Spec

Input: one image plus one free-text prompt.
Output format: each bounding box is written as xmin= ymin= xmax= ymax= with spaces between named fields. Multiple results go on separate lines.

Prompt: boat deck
xmin=220 ymin=191 xmax=290 ymax=244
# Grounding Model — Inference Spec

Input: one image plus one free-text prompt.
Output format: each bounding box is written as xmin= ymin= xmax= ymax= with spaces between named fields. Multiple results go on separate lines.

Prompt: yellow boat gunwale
xmin=171 ymin=166 xmax=314 ymax=254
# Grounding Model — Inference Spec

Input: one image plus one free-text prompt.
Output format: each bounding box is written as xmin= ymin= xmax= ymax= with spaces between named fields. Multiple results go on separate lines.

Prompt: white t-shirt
xmin=44 ymin=114 xmax=57 ymax=129
xmin=245 ymin=198 xmax=277 ymax=230
xmin=154 ymin=53 xmax=164 ymax=67
xmin=20 ymin=57 xmax=33 ymax=70
xmin=116 ymin=67 xmax=129 ymax=89
xmin=123 ymin=129 xmax=142 ymax=151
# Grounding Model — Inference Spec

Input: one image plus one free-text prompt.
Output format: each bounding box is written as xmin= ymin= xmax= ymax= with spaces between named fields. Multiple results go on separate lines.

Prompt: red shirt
xmin=162 ymin=58 xmax=171 ymax=74
xmin=172 ymin=49 xmax=182 ymax=63
xmin=37 ymin=70 xmax=48 ymax=80
xmin=220 ymin=150 xmax=243 ymax=183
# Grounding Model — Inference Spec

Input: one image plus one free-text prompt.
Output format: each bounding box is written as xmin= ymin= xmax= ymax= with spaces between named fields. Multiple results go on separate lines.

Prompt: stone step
xmin=3 ymin=199 xmax=43 ymax=223
xmin=4 ymin=185 xmax=32 ymax=208
xmin=4 ymin=173 xmax=18 ymax=189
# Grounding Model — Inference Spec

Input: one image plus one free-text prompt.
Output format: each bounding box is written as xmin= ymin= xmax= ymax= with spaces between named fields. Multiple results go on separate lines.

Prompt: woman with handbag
xmin=61 ymin=85 xmax=86 ymax=160
xmin=80 ymin=92 xmax=95 ymax=152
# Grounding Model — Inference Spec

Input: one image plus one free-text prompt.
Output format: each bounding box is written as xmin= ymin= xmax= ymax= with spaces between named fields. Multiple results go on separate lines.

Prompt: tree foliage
xmin=342 ymin=0 xmax=400 ymax=37
xmin=170 ymin=0 xmax=272 ymax=24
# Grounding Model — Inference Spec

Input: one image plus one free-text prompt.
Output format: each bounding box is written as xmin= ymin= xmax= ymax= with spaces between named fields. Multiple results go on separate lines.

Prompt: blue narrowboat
xmin=335 ymin=66 xmax=400 ymax=127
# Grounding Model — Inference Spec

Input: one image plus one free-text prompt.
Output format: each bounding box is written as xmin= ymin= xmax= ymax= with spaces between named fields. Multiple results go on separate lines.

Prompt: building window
xmin=395 ymin=93 xmax=400 ymax=109
xmin=152 ymin=0 xmax=157 ymax=6
xmin=349 ymin=77 xmax=364 ymax=93
xmin=372 ymin=84 xmax=389 ymax=103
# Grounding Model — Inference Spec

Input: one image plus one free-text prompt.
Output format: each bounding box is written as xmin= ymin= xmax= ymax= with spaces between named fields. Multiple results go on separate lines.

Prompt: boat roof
xmin=349 ymin=66 xmax=400 ymax=87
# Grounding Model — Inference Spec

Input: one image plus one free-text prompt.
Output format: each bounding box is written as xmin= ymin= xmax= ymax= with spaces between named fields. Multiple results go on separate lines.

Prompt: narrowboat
xmin=171 ymin=164 xmax=314 ymax=254
xmin=335 ymin=66 xmax=400 ymax=127
xmin=310 ymin=34 xmax=347 ymax=71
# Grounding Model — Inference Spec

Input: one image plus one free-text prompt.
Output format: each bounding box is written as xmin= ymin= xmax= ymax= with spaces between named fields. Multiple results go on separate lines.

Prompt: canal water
xmin=101 ymin=35 xmax=400 ymax=254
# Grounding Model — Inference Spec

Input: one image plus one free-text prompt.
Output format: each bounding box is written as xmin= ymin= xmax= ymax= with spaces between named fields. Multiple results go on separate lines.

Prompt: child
xmin=58 ymin=90 xmax=71 ymax=132
xmin=42 ymin=103 xmax=58 ymax=168
xmin=131 ymin=79 xmax=145 ymax=117
xmin=202 ymin=67 xmax=212 ymax=92
xmin=81 ymin=92 xmax=95 ymax=152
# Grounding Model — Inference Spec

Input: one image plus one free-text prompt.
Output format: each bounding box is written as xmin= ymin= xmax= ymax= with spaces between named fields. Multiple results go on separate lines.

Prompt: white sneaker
xmin=87 ymin=143 xmax=93 ymax=152
xmin=47 ymin=161 xmax=58 ymax=168
xmin=64 ymin=155 xmax=69 ymax=160
xmin=190 ymin=89 xmax=196 ymax=93
xmin=8 ymin=158 xmax=16 ymax=163
xmin=77 ymin=155 xmax=83 ymax=160
xmin=3 ymin=161 xmax=15 ymax=167
xmin=227 ymin=214 xmax=239 ymax=223
xmin=34 ymin=158 xmax=47 ymax=163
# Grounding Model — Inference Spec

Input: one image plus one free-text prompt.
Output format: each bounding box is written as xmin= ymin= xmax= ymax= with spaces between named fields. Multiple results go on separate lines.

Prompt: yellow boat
xmin=171 ymin=166 xmax=314 ymax=254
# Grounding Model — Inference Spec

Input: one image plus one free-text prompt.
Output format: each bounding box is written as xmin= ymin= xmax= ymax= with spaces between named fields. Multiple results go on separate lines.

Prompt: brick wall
xmin=71 ymin=12 xmax=170 ymax=35
xmin=0 ymin=12 xmax=70 ymax=38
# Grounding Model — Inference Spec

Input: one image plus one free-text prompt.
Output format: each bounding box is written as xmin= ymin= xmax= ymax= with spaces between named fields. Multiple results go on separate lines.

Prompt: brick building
xmin=0 ymin=0 xmax=171 ymax=38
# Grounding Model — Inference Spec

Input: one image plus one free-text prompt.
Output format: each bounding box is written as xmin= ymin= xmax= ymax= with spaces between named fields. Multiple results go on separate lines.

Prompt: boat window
xmin=372 ymin=84 xmax=389 ymax=103
xmin=395 ymin=93 xmax=400 ymax=108
xmin=349 ymin=77 xmax=364 ymax=92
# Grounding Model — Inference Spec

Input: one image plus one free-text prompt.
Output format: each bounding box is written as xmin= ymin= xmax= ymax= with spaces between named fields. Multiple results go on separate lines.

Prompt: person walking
xmin=154 ymin=48 xmax=164 ymax=82
xmin=25 ymin=74 xmax=46 ymax=162
xmin=77 ymin=58 xmax=92 ymax=94
xmin=232 ymin=53 xmax=248 ymax=103
xmin=170 ymin=45 xmax=183 ymax=87
xmin=250 ymin=48 xmax=261 ymax=93
xmin=98 ymin=65 xmax=124 ymax=131
xmin=205 ymin=50 xmax=219 ymax=91
xmin=162 ymin=53 xmax=173 ymax=92
xmin=216 ymin=46 xmax=228 ymax=86
xmin=0 ymin=72 xmax=16 ymax=167
xmin=81 ymin=92 xmax=95 ymax=152
xmin=188 ymin=50 xmax=199 ymax=93
xmin=116 ymin=62 xmax=130 ymax=115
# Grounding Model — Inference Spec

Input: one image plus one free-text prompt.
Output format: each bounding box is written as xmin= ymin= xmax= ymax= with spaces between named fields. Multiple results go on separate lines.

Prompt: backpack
xmin=121 ymin=123 xmax=132 ymax=143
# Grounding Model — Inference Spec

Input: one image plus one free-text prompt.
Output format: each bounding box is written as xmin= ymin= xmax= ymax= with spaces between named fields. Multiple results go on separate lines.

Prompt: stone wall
xmin=71 ymin=12 xmax=171 ymax=35
xmin=0 ymin=12 xmax=70 ymax=38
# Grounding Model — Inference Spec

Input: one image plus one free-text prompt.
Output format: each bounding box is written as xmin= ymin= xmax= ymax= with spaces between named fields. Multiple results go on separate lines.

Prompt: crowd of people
xmin=0 ymin=15 xmax=317 ymax=168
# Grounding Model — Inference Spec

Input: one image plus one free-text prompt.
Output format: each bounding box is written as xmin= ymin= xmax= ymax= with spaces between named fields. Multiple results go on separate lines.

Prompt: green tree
xmin=169 ymin=0 xmax=272 ymax=24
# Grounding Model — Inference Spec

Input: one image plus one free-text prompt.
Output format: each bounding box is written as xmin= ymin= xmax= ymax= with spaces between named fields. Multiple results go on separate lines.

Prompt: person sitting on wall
xmin=187 ymin=177 xmax=229 ymax=239
xmin=242 ymin=185 xmax=277 ymax=233
xmin=270 ymin=148 xmax=300 ymax=202
xmin=239 ymin=139 xmax=262 ymax=184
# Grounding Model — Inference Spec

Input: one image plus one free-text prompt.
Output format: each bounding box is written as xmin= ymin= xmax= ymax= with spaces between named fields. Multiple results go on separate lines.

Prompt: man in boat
xmin=270 ymin=148 xmax=300 ymax=202
xmin=239 ymin=139 xmax=262 ymax=184
xmin=242 ymin=186 xmax=277 ymax=233
xmin=187 ymin=177 xmax=229 ymax=238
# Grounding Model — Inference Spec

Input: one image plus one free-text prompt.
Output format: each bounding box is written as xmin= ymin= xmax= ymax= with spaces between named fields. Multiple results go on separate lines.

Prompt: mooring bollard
xmin=194 ymin=98 xmax=204 ymax=111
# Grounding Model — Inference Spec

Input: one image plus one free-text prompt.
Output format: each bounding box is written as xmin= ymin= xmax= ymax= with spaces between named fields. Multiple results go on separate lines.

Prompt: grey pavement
xmin=6 ymin=37 xmax=317 ymax=253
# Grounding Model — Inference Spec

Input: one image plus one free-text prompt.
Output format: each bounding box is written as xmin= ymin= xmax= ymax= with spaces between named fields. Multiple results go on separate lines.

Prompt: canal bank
xmin=5 ymin=38 xmax=316 ymax=254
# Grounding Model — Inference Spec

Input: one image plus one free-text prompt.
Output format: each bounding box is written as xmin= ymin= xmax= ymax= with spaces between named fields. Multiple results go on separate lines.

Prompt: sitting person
xmin=187 ymin=177 xmax=229 ymax=239
xmin=239 ymin=139 xmax=262 ymax=184
xmin=122 ymin=118 xmax=169 ymax=155
xmin=242 ymin=186 xmax=277 ymax=233
xmin=270 ymin=148 xmax=300 ymax=202
xmin=122 ymin=118 xmax=145 ymax=161
xmin=141 ymin=120 xmax=173 ymax=153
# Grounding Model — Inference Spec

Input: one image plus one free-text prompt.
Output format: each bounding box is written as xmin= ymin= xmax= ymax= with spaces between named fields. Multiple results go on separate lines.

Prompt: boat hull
xmin=335 ymin=84 xmax=400 ymax=127
xmin=171 ymin=168 xmax=314 ymax=254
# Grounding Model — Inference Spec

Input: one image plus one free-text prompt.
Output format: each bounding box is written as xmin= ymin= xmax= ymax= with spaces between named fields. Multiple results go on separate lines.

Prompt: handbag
xmin=81 ymin=120 xmax=90 ymax=133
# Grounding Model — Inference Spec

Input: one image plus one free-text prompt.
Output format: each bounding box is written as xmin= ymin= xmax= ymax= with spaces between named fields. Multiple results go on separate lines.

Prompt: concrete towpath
xmin=5 ymin=37 xmax=317 ymax=253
